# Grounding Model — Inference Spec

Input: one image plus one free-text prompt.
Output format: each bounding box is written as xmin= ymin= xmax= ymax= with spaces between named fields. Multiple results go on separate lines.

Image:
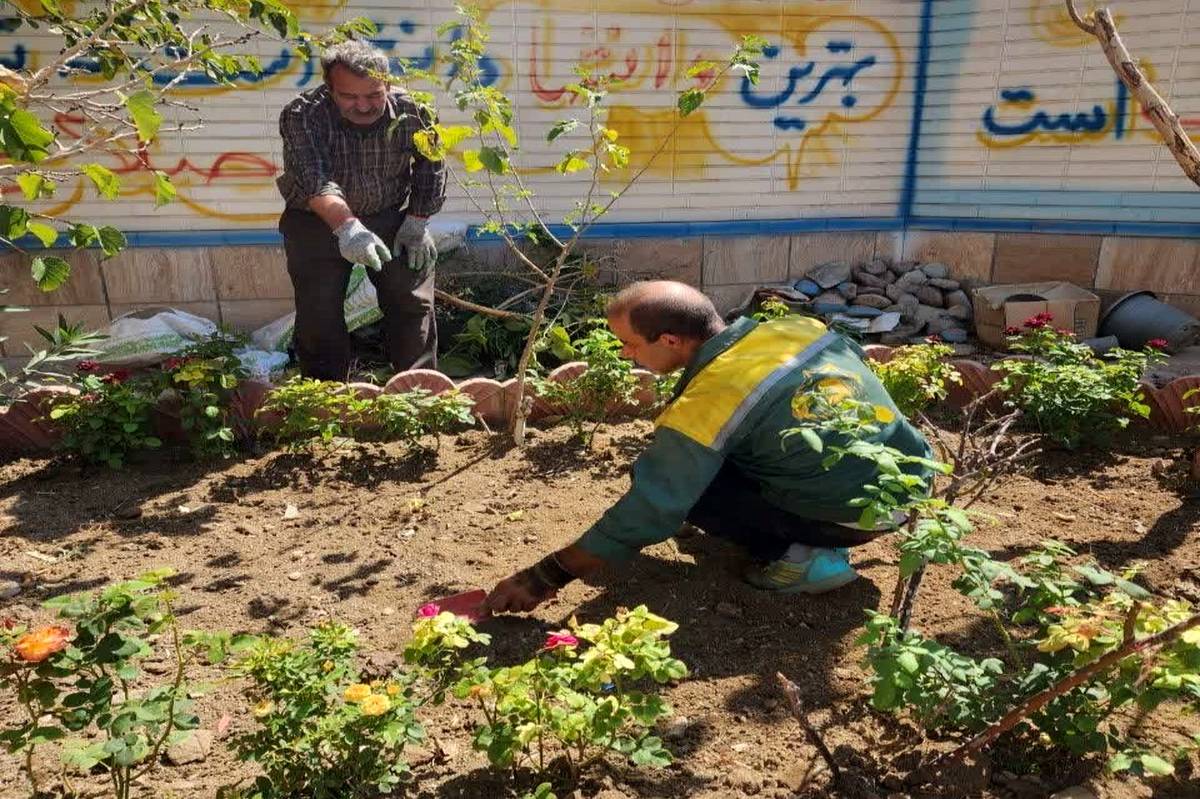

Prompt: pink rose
xmin=1146 ymin=338 xmax=1169 ymax=350
xmin=542 ymin=632 xmax=579 ymax=651
xmin=417 ymin=603 xmax=440 ymax=618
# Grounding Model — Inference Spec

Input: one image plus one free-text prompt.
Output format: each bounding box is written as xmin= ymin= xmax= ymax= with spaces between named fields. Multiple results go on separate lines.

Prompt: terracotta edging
xmin=0 ymin=363 xmax=662 ymax=452
xmin=3 ymin=351 xmax=1196 ymax=453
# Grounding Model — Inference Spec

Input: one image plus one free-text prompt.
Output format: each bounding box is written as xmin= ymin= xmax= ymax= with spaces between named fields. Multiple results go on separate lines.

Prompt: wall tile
xmin=702 ymin=235 xmax=790 ymax=286
xmin=0 ymin=304 xmax=110 ymax=356
xmin=705 ymin=284 xmax=757 ymax=316
xmin=108 ymin=302 xmax=220 ymax=325
xmin=789 ymin=233 xmax=876 ymax=279
xmin=992 ymin=233 xmax=1101 ymax=286
xmin=900 ymin=231 xmax=996 ymax=282
xmin=1096 ymin=237 xmax=1200 ymax=294
xmin=590 ymin=238 xmax=703 ymax=286
xmin=0 ymin=249 xmax=108 ymax=306
xmin=217 ymin=299 xmax=294 ymax=333
xmin=210 ymin=246 xmax=293 ymax=300
xmin=101 ymin=248 xmax=215 ymax=304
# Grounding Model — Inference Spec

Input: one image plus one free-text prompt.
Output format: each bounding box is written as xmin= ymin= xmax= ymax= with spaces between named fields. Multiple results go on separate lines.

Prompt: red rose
xmin=76 ymin=360 xmax=100 ymax=373
xmin=100 ymin=369 xmax=132 ymax=385
xmin=1146 ymin=338 xmax=1169 ymax=350
xmin=1003 ymin=326 xmax=1022 ymax=336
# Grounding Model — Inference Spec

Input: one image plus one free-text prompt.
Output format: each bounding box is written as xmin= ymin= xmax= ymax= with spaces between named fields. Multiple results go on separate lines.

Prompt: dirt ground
xmin=0 ymin=421 xmax=1198 ymax=799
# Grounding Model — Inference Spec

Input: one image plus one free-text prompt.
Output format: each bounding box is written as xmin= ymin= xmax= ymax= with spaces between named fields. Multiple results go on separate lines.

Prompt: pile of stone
xmin=793 ymin=259 xmax=974 ymax=345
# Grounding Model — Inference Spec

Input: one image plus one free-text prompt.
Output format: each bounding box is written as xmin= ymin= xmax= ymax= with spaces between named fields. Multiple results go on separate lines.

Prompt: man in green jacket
xmin=484 ymin=280 xmax=930 ymax=614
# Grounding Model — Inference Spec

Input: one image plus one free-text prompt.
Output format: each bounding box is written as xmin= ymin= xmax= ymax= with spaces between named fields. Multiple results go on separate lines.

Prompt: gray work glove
xmin=334 ymin=218 xmax=392 ymax=271
xmin=393 ymin=215 xmax=437 ymax=272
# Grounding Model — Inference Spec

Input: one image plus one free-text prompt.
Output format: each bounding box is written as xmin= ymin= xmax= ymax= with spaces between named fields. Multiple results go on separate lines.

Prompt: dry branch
xmin=1066 ymin=1 xmax=1200 ymax=187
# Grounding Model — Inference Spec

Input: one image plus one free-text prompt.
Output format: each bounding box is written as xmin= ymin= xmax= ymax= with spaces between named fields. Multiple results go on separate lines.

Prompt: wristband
xmin=524 ymin=553 xmax=576 ymax=594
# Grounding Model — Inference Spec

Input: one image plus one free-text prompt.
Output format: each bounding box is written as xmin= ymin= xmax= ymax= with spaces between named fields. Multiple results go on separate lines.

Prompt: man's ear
xmin=659 ymin=333 xmax=684 ymax=350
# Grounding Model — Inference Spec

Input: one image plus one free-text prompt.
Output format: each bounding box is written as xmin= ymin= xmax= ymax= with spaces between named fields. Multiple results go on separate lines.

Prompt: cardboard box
xmin=972 ymin=282 xmax=1100 ymax=348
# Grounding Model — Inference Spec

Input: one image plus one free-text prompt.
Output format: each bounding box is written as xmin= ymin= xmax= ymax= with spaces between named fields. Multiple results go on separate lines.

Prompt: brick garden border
xmin=1 ymin=351 xmax=1195 ymax=453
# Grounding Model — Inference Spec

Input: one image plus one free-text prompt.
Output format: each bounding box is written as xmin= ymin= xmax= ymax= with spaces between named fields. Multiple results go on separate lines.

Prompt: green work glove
xmin=334 ymin=218 xmax=391 ymax=271
xmin=393 ymin=214 xmax=438 ymax=272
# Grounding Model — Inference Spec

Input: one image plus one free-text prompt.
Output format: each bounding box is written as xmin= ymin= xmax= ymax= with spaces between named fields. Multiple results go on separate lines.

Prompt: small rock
xmin=949 ymin=343 xmax=978 ymax=356
xmin=381 ymin=607 xmax=396 ymax=616
xmin=845 ymin=305 xmax=884 ymax=318
xmin=287 ymin=571 xmax=303 ymax=581
xmin=915 ymin=285 xmax=945 ymax=307
xmin=946 ymin=289 xmax=972 ymax=309
xmin=896 ymin=272 xmax=927 ymax=292
xmin=806 ymin=261 xmax=853 ymax=289
xmin=1053 ymin=512 xmax=1076 ymax=522
xmin=885 ymin=283 xmax=905 ymax=302
xmin=283 ymin=503 xmax=300 ymax=520
xmin=880 ymin=323 xmax=924 ymax=345
xmin=835 ymin=281 xmax=857 ymax=300
xmin=947 ymin=304 xmax=973 ymax=321
xmin=921 ymin=262 xmax=951 ymax=279
xmin=853 ymin=271 xmax=889 ymax=290
xmin=793 ymin=278 xmax=822 ymax=296
xmin=166 ymin=730 xmax=213 ymax=766
xmin=862 ymin=258 xmax=890 ymax=275
xmin=925 ymin=316 xmax=961 ymax=336
xmin=812 ymin=291 xmax=848 ymax=311
xmin=114 ymin=505 xmax=143 ymax=520
xmin=732 ymin=741 xmax=752 ymax=753
xmin=716 ymin=601 xmax=742 ymax=619
xmin=853 ymin=293 xmax=892 ymax=310
xmin=928 ymin=277 xmax=960 ymax=291
xmin=940 ymin=327 xmax=969 ymax=343
xmin=0 ymin=580 xmax=20 ymax=600
xmin=664 ymin=716 xmax=691 ymax=740
xmin=868 ymin=312 xmax=903 ymax=334
xmin=143 ymin=659 xmax=172 ymax=675
xmin=891 ymin=260 xmax=922 ymax=273
xmin=915 ymin=304 xmax=945 ymax=325
xmin=1050 ymin=787 xmax=1099 ymax=799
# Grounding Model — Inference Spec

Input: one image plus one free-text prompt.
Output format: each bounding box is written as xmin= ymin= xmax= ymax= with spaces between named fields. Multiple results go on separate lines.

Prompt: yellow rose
xmin=360 ymin=694 xmax=391 ymax=716
xmin=873 ymin=405 xmax=896 ymax=424
xmin=385 ymin=683 xmax=401 ymax=697
xmin=344 ymin=683 xmax=371 ymax=703
xmin=252 ymin=700 xmax=275 ymax=718
xmin=322 ymin=660 xmax=334 ymax=672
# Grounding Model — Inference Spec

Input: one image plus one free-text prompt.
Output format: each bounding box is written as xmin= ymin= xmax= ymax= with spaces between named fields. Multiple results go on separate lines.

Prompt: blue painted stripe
xmin=899 ymin=0 xmax=935 ymax=224
xmin=11 ymin=215 xmax=1187 ymax=252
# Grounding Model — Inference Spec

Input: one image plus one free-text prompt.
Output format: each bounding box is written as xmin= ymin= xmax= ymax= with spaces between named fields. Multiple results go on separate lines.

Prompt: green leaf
xmin=685 ymin=61 xmax=719 ymax=79
xmin=27 ymin=221 xmax=58 ymax=248
xmin=124 ymin=90 xmax=161 ymax=142
xmin=81 ymin=164 xmax=121 ymax=200
xmin=16 ymin=172 xmax=55 ymax=200
xmin=153 ymin=171 xmax=176 ymax=207
xmin=8 ymin=108 xmax=55 ymax=161
xmin=462 ymin=150 xmax=484 ymax=173
xmin=31 ymin=256 xmax=70 ymax=292
xmin=1107 ymin=751 xmax=1134 ymax=773
xmin=677 ymin=89 xmax=705 ymax=117
xmin=96 ymin=226 xmax=126 ymax=259
xmin=555 ymin=153 xmax=589 ymax=174
xmin=478 ymin=146 xmax=509 ymax=175
xmin=896 ymin=651 xmax=920 ymax=674
xmin=0 ymin=205 xmax=29 ymax=239
xmin=547 ymin=118 xmax=579 ymax=142
xmin=438 ymin=124 xmax=475 ymax=150
xmin=798 ymin=428 xmax=823 ymax=453
xmin=1139 ymin=754 xmax=1175 ymax=776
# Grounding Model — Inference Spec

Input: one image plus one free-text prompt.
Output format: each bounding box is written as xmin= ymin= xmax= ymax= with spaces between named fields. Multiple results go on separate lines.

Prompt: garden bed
xmin=1 ymin=421 xmax=1197 ymax=798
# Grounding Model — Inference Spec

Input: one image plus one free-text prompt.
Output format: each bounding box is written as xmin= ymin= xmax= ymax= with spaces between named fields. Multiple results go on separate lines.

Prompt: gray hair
xmin=321 ymin=40 xmax=390 ymax=81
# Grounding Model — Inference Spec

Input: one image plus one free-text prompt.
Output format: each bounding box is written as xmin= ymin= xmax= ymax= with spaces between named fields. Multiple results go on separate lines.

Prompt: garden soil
xmin=1 ymin=422 xmax=1197 ymax=799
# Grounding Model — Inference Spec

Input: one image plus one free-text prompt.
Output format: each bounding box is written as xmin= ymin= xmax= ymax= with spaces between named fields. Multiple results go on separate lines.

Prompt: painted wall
xmin=8 ymin=0 xmax=1200 ymax=242
xmin=5 ymin=0 xmax=1200 ymax=354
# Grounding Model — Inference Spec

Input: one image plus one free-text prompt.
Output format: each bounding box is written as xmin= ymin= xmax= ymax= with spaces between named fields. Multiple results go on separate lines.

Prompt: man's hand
xmin=393 ymin=215 xmax=437 ymax=272
xmin=334 ymin=218 xmax=392 ymax=271
xmin=484 ymin=571 xmax=557 ymax=614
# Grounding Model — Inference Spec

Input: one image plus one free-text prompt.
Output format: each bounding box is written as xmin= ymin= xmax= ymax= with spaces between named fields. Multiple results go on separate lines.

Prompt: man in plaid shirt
xmin=276 ymin=40 xmax=447 ymax=378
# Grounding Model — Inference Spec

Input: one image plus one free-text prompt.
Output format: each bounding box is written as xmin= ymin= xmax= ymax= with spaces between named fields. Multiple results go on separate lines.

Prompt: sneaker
xmin=744 ymin=547 xmax=858 ymax=594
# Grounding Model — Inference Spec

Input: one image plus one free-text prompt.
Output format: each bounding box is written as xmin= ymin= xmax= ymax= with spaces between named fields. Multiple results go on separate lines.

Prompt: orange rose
xmin=14 ymin=625 xmax=71 ymax=663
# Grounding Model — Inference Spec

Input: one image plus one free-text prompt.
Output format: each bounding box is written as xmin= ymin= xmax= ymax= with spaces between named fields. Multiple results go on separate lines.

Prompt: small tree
xmin=0 ymin=0 xmax=371 ymax=395
xmin=392 ymin=5 xmax=765 ymax=443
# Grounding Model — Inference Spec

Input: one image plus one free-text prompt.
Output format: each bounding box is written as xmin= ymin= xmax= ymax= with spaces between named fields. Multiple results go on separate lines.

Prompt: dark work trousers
xmin=279 ymin=206 xmax=437 ymax=380
xmin=685 ymin=463 xmax=885 ymax=562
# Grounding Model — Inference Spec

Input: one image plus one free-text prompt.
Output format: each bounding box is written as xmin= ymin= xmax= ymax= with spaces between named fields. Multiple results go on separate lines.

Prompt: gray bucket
xmin=1098 ymin=291 xmax=1200 ymax=352
xmin=1081 ymin=335 xmax=1120 ymax=355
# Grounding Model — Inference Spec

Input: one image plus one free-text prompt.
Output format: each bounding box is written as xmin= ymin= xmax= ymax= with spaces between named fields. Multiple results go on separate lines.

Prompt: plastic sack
xmin=234 ymin=348 xmax=290 ymax=382
xmin=96 ymin=308 xmax=218 ymax=367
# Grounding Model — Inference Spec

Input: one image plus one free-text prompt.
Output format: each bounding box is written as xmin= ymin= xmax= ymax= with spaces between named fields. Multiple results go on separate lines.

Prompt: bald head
xmin=607 ymin=281 xmax=725 ymax=344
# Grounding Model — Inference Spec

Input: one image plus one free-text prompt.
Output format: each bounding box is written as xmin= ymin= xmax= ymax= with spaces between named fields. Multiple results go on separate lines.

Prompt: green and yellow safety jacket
xmin=576 ymin=315 xmax=931 ymax=562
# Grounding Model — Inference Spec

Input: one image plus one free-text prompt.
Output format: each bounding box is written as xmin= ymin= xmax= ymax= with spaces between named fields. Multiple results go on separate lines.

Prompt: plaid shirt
xmin=276 ymin=85 xmax=446 ymax=218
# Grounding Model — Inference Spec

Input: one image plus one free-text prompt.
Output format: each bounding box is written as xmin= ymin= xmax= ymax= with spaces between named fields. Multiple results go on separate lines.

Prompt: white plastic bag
xmin=234 ymin=347 xmax=291 ymax=382
xmin=97 ymin=308 xmax=218 ymax=367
